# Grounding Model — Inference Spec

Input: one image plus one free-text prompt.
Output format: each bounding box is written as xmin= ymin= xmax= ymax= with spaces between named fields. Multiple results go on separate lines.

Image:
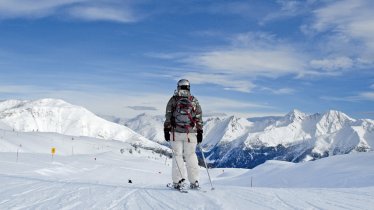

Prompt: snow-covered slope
xmin=0 ymin=120 xmax=11 ymax=130
xmin=123 ymin=113 xmax=165 ymax=143
xmin=0 ymin=99 xmax=163 ymax=149
xmin=202 ymin=116 xmax=252 ymax=150
xmin=0 ymin=131 xmax=373 ymax=209
xmin=220 ymin=151 xmax=374 ymax=188
xmin=0 ymin=129 xmax=136 ymax=155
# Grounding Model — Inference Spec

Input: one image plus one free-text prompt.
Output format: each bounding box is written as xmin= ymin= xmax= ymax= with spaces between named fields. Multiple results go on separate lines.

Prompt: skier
xmin=164 ymin=79 xmax=203 ymax=190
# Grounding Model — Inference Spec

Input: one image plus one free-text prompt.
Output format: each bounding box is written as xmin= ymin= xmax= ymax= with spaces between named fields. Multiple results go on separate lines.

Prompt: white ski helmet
xmin=177 ymin=79 xmax=190 ymax=91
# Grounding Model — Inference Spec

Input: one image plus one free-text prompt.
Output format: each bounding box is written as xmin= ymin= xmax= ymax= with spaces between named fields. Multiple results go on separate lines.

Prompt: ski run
xmin=1 ymin=129 xmax=374 ymax=210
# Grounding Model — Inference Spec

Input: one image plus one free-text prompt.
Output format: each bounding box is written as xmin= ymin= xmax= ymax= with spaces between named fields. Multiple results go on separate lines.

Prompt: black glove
xmin=164 ymin=128 xmax=171 ymax=142
xmin=197 ymin=130 xmax=203 ymax=144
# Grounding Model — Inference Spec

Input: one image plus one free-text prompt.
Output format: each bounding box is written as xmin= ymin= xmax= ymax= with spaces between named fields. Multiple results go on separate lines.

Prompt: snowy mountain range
xmin=0 ymin=99 xmax=165 ymax=151
xmin=1 ymin=98 xmax=373 ymax=169
xmin=123 ymin=109 xmax=374 ymax=168
xmin=1 ymin=111 xmax=373 ymax=209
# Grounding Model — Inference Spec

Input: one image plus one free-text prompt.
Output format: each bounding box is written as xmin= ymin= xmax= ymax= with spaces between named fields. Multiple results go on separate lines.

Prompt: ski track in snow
xmin=1 ymin=176 xmax=374 ymax=209
xmin=0 ymin=159 xmax=374 ymax=209
xmin=0 ymin=127 xmax=373 ymax=210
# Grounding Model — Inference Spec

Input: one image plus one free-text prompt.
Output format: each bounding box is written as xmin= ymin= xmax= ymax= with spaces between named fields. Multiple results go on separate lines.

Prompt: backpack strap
xmin=171 ymin=96 xmax=177 ymax=141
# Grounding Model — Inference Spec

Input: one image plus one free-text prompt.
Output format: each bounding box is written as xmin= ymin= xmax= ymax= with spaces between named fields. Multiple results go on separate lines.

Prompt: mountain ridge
xmin=123 ymin=108 xmax=374 ymax=168
xmin=1 ymin=98 xmax=373 ymax=169
xmin=0 ymin=98 xmax=165 ymax=150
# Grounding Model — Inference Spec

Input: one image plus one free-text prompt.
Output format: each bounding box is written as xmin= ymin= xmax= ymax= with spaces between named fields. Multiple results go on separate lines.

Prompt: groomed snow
xmin=1 ymin=130 xmax=374 ymax=209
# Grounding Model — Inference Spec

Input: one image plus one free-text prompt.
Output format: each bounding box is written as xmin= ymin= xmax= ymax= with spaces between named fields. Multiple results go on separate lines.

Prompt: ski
xmin=166 ymin=183 xmax=188 ymax=193
xmin=189 ymin=187 xmax=207 ymax=193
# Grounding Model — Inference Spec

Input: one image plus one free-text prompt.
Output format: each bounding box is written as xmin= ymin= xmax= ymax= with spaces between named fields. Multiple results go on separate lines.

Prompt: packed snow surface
xmin=1 ymin=129 xmax=374 ymax=210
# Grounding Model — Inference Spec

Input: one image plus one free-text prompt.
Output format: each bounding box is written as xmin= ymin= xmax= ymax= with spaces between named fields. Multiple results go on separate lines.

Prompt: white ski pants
xmin=171 ymin=132 xmax=199 ymax=184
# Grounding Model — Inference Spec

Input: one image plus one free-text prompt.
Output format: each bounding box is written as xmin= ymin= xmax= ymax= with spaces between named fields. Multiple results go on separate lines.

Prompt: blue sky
xmin=0 ymin=0 xmax=374 ymax=119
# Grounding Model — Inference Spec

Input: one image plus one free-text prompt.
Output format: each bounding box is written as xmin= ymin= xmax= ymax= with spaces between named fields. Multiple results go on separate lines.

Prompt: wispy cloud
xmin=145 ymin=52 xmax=188 ymax=60
xmin=199 ymin=96 xmax=281 ymax=118
xmin=358 ymin=92 xmax=374 ymax=101
xmin=261 ymin=87 xmax=296 ymax=95
xmin=67 ymin=5 xmax=136 ymax=23
xmin=261 ymin=0 xmax=316 ymax=24
xmin=0 ymin=0 xmax=138 ymax=23
xmin=320 ymin=96 xmax=359 ymax=102
xmin=308 ymin=0 xmax=374 ymax=60
xmin=0 ymin=0 xmax=86 ymax=18
xmin=203 ymin=1 xmax=261 ymax=17
xmin=184 ymin=32 xmax=307 ymax=78
xmin=152 ymin=30 xmax=362 ymax=93
xmin=189 ymin=49 xmax=305 ymax=77
xmin=199 ymin=96 xmax=275 ymax=113
xmin=310 ymin=56 xmax=354 ymax=71
xmin=0 ymin=85 xmax=40 ymax=94
xmin=321 ymin=84 xmax=374 ymax=102
xmin=181 ymin=72 xmax=255 ymax=93
xmin=357 ymin=84 xmax=374 ymax=101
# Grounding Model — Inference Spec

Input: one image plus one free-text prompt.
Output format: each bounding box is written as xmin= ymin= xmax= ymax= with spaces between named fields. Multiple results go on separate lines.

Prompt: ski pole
xmin=199 ymin=144 xmax=215 ymax=190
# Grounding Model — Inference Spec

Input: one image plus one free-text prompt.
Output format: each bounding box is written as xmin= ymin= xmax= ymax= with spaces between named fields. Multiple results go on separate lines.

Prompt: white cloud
xmin=145 ymin=52 xmax=187 ymax=60
xmin=261 ymin=87 xmax=296 ymax=95
xmin=205 ymin=1 xmax=258 ymax=17
xmin=200 ymin=96 xmax=273 ymax=110
xmin=230 ymin=32 xmax=278 ymax=49
xmin=190 ymin=49 xmax=305 ymax=77
xmin=0 ymin=0 xmax=86 ymax=18
xmin=198 ymin=96 xmax=276 ymax=118
xmin=181 ymin=72 xmax=255 ymax=93
xmin=185 ymin=32 xmax=307 ymax=79
xmin=161 ymin=31 xmax=354 ymax=92
xmin=310 ymin=0 xmax=374 ymax=59
xmin=0 ymin=85 xmax=39 ymax=93
xmin=311 ymin=0 xmax=364 ymax=32
xmin=310 ymin=56 xmax=353 ymax=71
xmin=261 ymin=0 xmax=314 ymax=24
xmin=321 ymin=84 xmax=374 ymax=102
xmin=0 ymin=0 xmax=138 ymax=23
xmin=67 ymin=6 xmax=136 ymax=23
xmin=358 ymin=92 xmax=374 ymax=101
xmin=354 ymin=84 xmax=374 ymax=101
xmin=320 ymin=95 xmax=358 ymax=102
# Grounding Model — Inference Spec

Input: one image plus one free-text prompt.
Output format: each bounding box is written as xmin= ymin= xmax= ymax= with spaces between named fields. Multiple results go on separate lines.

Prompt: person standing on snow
xmin=164 ymin=79 xmax=203 ymax=190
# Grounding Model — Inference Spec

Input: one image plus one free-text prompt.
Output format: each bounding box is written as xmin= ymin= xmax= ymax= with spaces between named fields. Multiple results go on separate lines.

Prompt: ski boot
xmin=190 ymin=180 xmax=200 ymax=190
xmin=173 ymin=179 xmax=188 ymax=191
